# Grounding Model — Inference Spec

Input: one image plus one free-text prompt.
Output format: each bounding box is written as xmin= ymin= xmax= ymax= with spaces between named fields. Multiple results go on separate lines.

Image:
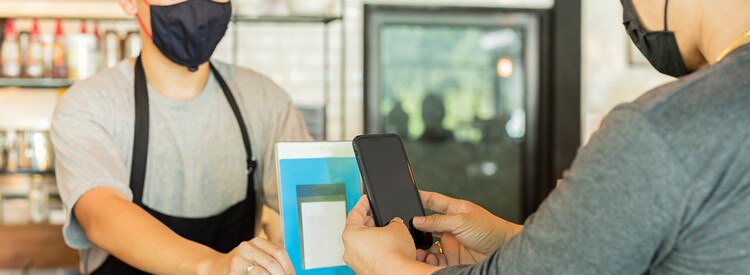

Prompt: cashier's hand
xmin=413 ymin=191 xmax=522 ymax=256
xmin=203 ymin=237 xmax=295 ymax=275
xmin=343 ymin=195 xmax=439 ymax=274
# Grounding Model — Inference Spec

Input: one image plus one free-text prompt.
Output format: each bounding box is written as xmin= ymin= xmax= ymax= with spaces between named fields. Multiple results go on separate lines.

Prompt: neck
xmin=138 ymin=41 xmax=210 ymax=100
xmin=700 ymin=2 xmax=750 ymax=64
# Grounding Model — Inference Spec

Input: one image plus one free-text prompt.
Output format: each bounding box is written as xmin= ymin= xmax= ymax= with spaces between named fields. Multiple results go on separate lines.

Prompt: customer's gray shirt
xmin=437 ymin=45 xmax=750 ymax=274
xmin=51 ymin=60 xmax=311 ymax=272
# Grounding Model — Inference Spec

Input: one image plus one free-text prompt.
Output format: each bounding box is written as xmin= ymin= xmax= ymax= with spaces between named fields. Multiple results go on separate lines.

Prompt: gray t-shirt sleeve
xmin=436 ymin=107 xmax=690 ymax=274
xmin=51 ymin=87 xmax=133 ymax=250
xmin=258 ymin=90 xmax=314 ymax=212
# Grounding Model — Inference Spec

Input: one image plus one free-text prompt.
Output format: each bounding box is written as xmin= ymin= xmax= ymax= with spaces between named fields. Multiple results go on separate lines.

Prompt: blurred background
xmin=0 ymin=0 xmax=674 ymax=273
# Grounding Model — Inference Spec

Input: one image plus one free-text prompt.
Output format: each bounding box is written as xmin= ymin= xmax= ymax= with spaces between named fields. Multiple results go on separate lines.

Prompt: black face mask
xmin=622 ymin=0 xmax=689 ymax=77
xmin=141 ymin=0 xmax=232 ymax=72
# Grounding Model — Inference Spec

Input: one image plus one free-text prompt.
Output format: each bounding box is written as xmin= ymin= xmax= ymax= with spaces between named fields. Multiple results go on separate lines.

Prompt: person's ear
xmin=117 ymin=0 xmax=138 ymax=16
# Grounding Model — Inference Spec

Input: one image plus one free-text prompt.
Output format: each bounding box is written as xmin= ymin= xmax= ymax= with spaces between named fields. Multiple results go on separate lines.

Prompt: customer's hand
xmin=413 ymin=191 xmax=522 ymax=255
xmin=342 ymin=195 xmax=440 ymax=275
xmin=202 ymin=237 xmax=295 ymax=275
xmin=421 ymin=231 xmax=487 ymax=267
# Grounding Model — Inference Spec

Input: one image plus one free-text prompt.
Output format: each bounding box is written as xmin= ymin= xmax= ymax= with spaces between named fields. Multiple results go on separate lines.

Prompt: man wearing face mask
xmin=342 ymin=0 xmax=750 ymax=273
xmin=51 ymin=0 xmax=310 ymax=274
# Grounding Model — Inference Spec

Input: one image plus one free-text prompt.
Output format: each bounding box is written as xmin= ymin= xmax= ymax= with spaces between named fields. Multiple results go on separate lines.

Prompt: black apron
xmin=92 ymin=57 xmax=258 ymax=274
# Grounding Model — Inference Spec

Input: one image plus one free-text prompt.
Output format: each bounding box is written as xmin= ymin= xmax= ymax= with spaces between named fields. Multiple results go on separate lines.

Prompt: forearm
xmin=76 ymin=188 xmax=220 ymax=274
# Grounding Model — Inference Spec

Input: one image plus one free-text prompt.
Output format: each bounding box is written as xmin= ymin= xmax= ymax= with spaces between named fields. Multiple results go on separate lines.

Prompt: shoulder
xmin=56 ymin=61 xmax=133 ymax=117
xmin=53 ymin=61 xmax=133 ymax=132
xmin=614 ymin=53 xmax=750 ymax=132
xmin=601 ymin=52 xmax=750 ymax=175
xmin=212 ymin=61 xmax=293 ymax=106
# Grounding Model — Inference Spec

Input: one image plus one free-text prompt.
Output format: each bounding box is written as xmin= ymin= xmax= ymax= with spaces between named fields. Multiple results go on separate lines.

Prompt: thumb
xmin=412 ymin=214 xmax=463 ymax=233
xmin=385 ymin=217 xmax=408 ymax=231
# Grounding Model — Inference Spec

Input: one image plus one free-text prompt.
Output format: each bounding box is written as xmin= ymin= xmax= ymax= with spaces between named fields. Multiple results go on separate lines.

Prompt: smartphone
xmin=352 ymin=133 xmax=433 ymax=249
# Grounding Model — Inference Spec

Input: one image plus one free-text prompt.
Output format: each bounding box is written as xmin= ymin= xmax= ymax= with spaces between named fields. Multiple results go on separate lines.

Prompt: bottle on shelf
xmin=24 ymin=18 xmax=45 ymax=78
xmin=102 ymin=30 xmax=121 ymax=69
xmin=93 ymin=21 xmax=101 ymax=40
xmin=1 ymin=18 xmax=21 ymax=78
xmin=28 ymin=174 xmax=49 ymax=224
xmin=80 ymin=19 xmax=88 ymax=34
xmin=18 ymin=31 xmax=29 ymax=75
xmin=51 ymin=18 xmax=69 ymax=79
xmin=67 ymin=19 xmax=99 ymax=80
xmin=124 ymin=30 xmax=141 ymax=59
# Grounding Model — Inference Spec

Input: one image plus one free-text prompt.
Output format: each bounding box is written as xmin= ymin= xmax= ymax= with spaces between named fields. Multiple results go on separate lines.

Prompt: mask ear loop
xmin=663 ymin=0 xmax=670 ymax=31
xmin=135 ymin=0 xmax=153 ymax=40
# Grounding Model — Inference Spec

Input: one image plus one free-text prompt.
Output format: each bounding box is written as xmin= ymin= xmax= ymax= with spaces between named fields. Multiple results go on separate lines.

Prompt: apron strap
xmin=131 ymin=56 xmax=149 ymax=204
xmin=209 ymin=63 xmax=258 ymax=178
xmin=130 ymin=57 xmax=257 ymax=204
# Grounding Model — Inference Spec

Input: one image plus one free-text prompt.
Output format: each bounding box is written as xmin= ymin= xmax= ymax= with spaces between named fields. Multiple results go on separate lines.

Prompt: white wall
xmin=581 ymin=0 xmax=672 ymax=142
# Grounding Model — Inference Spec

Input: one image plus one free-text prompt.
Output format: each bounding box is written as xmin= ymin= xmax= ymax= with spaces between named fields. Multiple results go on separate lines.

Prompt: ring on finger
xmin=434 ymin=240 xmax=444 ymax=254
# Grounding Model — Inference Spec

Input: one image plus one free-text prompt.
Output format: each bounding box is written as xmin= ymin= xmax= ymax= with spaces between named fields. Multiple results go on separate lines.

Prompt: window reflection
xmin=377 ymin=24 xmax=528 ymax=222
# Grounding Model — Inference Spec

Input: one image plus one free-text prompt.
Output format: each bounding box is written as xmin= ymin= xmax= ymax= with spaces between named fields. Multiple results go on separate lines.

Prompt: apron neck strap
xmin=130 ymin=56 xmax=257 ymax=204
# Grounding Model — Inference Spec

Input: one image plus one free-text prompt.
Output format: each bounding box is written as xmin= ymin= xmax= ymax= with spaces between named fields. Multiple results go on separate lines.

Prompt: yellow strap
xmin=716 ymin=29 xmax=750 ymax=62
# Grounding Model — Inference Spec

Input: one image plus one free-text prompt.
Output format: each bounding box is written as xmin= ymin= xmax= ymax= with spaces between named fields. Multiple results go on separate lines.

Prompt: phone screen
xmin=354 ymin=134 xmax=433 ymax=249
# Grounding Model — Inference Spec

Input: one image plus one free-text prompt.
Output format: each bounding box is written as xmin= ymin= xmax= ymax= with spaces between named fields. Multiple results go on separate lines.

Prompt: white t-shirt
xmin=51 ymin=60 xmax=312 ymax=272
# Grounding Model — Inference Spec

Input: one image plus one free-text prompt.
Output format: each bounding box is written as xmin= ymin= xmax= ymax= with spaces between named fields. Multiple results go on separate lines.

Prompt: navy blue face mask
xmin=621 ymin=0 xmax=689 ymax=77
xmin=138 ymin=0 xmax=232 ymax=72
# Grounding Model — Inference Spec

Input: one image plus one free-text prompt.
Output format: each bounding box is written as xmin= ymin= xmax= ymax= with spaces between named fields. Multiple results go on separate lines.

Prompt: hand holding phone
xmin=352 ymin=134 xmax=433 ymax=249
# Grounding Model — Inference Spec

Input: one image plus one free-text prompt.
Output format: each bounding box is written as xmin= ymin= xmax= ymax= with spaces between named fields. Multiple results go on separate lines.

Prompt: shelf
xmin=232 ymin=15 xmax=342 ymax=24
xmin=0 ymin=78 xmax=73 ymax=89
xmin=0 ymin=1 xmax=129 ymax=21
xmin=0 ymin=170 xmax=55 ymax=176
xmin=2 ymin=13 xmax=341 ymax=25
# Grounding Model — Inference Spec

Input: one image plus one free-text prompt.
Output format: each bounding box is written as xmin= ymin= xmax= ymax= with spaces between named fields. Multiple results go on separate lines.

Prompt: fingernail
xmin=388 ymin=217 xmax=404 ymax=225
xmin=413 ymin=216 xmax=425 ymax=224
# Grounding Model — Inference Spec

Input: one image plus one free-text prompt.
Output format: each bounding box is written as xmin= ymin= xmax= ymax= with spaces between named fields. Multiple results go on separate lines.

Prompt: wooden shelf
xmin=0 ymin=78 xmax=73 ymax=89
xmin=0 ymin=223 xmax=78 ymax=269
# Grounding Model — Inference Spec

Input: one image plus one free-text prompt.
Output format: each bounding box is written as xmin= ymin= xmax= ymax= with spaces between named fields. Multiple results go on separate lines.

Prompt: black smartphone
xmin=352 ymin=133 xmax=433 ymax=250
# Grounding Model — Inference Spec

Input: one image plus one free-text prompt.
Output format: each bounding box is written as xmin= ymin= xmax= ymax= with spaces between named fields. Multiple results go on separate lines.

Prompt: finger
xmin=425 ymin=253 xmax=438 ymax=266
xmin=346 ymin=195 xmax=370 ymax=226
xmin=385 ymin=217 xmax=408 ymax=232
xmin=248 ymin=265 xmax=270 ymax=275
xmin=365 ymin=216 xmax=375 ymax=227
xmin=428 ymin=242 xmax=441 ymax=255
xmin=415 ymin=249 xmax=427 ymax=262
xmin=237 ymin=241 xmax=287 ymax=275
xmin=228 ymin=254 xmax=254 ymax=274
xmin=412 ymin=214 xmax=464 ymax=233
xmin=440 ymin=233 xmax=460 ymax=266
xmin=387 ymin=217 xmax=404 ymax=225
xmin=249 ymin=238 xmax=295 ymax=275
xmin=437 ymin=253 xmax=448 ymax=267
xmin=418 ymin=191 xmax=463 ymax=214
